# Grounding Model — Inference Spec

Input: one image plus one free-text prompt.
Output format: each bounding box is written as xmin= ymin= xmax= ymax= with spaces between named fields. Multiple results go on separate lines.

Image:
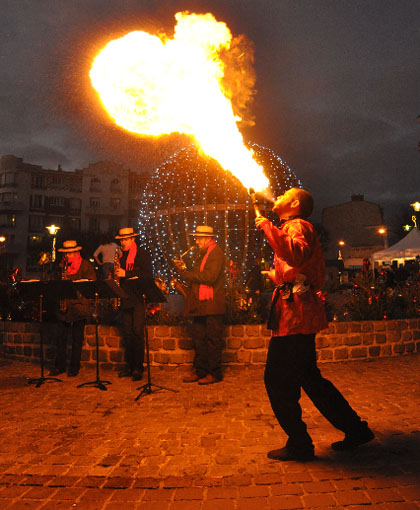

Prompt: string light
xmin=138 ymin=142 xmax=301 ymax=284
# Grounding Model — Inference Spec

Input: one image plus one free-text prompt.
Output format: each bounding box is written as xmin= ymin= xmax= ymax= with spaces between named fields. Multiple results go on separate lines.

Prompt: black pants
xmin=54 ymin=320 xmax=86 ymax=372
xmin=264 ymin=334 xmax=363 ymax=451
xmin=121 ymin=302 xmax=145 ymax=373
xmin=191 ymin=315 xmax=224 ymax=380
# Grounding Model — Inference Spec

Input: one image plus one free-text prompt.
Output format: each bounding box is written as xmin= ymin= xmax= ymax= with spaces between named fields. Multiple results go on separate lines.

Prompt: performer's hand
xmin=116 ymin=267 xmax=126 ymax=277
xmin=173 ymin=259 xmax=186 ymax=272
xmin=255 ymin=216 xmax=267 ymax=229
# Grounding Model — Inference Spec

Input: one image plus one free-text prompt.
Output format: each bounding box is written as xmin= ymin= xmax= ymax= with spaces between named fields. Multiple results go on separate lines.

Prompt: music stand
xmin=123 ymin=277 xmax=178 ymax=402
xmin=74 ymin=280 xmax=128 ymax=391
xmin=17 ymin=280 xmax=78 ymax=387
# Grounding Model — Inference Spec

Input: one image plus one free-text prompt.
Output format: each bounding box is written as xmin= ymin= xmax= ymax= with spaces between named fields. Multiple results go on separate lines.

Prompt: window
xmin=0 ymin=214 xmax=16 ymax=227
xmin=110 ymin=178 xmax=121 ymax=192
xmin=89 ymin=217 xmax=100 ymax=232
xmin=30 ymin=195 xmax=44 ymax=209
xmin=51 ymin=175 xmax=63 ymax=185
xmin=29 ymin=215 xmax=44 ymax=231
xmin=31 ymin=174 xmax=46 ymax=189
xmin=129 ymin=198 xmax=139 ymax=209
xmin=28 ymin=235 xmax=43 ymax=246
xmin=109 ymin=219 xmax=120 ymax=233
xmin=69 ymin=198 xmax=81 ymax=211
xmin=90 ymin=177 xmax=101 ymax=192
xmin=69 ymin=218 xmax=81 ymax=230
xmin=90 ymin=198 xmax=100 ymax=209
xmin=47 ymin=196 xmax=66 ymax=207
xmin=110 ymin=197 xmax=121 ymax=209
xmin=0 ymin=192 xmax=18 ymax=202
xmin=0 ymin=172 xmax=17 ymax=187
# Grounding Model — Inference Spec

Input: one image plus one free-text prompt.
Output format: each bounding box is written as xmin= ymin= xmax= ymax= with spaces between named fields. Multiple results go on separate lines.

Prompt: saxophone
xmin=170 ymin=245 xmax=195 ymax=298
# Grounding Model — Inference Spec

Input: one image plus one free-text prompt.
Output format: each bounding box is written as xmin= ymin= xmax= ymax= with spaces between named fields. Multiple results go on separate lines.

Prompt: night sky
xmin=1 ymin=0 xmax=419 ymax=222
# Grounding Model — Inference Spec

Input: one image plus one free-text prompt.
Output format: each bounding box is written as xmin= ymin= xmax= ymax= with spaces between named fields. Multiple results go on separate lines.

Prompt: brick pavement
xmin=0 ymin=355 xmax=419 ymax=509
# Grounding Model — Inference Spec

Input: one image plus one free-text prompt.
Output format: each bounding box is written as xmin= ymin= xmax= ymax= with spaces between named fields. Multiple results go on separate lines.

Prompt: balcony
xmin=0 ymin=201 xmax=24 ymax=212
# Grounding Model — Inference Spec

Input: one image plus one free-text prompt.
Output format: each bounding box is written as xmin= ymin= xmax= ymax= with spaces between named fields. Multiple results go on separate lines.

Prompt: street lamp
xmin=377 ymin=227 xmax=389 ymax=248
xmin=337 ymin=240 xmax=345 ymax=284
xmin=410 ymin=201 xmax=419 ymax=229
xmin=45 ymin=224 xmax=60 ymax=275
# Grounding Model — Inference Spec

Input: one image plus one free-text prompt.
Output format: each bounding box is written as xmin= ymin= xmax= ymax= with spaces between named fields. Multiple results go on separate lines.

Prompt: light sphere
xmin=138 ymin=142 xmax=301 ymax=282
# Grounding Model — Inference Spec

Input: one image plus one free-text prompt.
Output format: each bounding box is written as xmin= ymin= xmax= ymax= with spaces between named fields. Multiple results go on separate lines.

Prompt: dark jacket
xmin=119 ymin=244 xmax=153 ymax=309
xmin=181 ymin=243 xmax=226 ymax=316
xmin=56 ymin=258 xmax=97 ymax=323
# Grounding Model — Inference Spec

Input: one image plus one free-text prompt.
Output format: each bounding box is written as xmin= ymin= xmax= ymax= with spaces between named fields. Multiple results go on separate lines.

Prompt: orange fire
xmin=90 ymin=12 xmax=269 ymax=192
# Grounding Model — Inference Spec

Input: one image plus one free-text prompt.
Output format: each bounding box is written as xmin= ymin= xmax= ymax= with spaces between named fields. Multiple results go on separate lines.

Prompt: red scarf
xmin=199 ymin=240 xmax=216 ymax=301
xmin=120 ymin=241 xmax=137 ymax=271
xmin=66 ymin=252 xmax=82 ymax=276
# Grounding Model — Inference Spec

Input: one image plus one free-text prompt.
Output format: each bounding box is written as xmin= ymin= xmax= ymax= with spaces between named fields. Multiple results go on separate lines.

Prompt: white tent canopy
xmin=372 ymin=228 xmax=420 ymax=264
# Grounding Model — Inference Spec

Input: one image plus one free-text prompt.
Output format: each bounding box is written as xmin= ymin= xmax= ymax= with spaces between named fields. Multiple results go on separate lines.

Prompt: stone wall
xmin=1 ymin=319 xmax=419 ymax=370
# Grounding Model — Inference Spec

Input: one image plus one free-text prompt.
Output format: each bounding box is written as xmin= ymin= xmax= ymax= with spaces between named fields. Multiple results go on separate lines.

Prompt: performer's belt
xmin=267 ymin=278 xmax=311 ymax=330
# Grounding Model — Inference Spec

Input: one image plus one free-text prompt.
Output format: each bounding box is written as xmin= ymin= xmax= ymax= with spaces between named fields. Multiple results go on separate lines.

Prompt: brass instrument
xmin=155 ymin=275 xmax=169 ymax=294
xmin=169 ymin=276 xmax=188 ymax=298
xmin=172 ymin=245 xmax=196 ymax=271
xmin=170 ymin=245 xmax=195 ymax=297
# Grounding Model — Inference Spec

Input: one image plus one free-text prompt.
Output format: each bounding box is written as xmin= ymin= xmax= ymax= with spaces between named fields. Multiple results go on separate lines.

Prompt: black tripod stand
xmin=74 ymin=280 xmax=127 ymax=391
xmin=17 ymin=280 xmax=77 ymax=387
xmin=123 ymin=277 xmax=178 ymax=402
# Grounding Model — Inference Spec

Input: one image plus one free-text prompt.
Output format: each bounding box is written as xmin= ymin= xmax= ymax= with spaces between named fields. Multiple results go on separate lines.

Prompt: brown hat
xmin=58 ymin=240 xmax=82 ymax=252
xmin=115 ymin=227 xmax=140 ymax=239
xmin=189 ymin=225 xmax=215 ymax=237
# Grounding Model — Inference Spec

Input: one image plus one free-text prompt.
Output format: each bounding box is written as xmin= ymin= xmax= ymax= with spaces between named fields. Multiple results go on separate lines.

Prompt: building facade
xmin=322 ymin=194 xmax=387 ymax=270
xmin=0 ymin=155 xmax=147 ymax=276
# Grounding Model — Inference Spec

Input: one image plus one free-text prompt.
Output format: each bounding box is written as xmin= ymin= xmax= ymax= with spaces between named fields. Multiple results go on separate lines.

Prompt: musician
xmin=114 ymin=227 xmax=153 ymax=381
xmin=173 ymin=225 xmax=226 ymax=385
xmin=49 ymin=240 xmax=96 ymax=377
xmin=93 ymin=236 xmax=118 ymax=279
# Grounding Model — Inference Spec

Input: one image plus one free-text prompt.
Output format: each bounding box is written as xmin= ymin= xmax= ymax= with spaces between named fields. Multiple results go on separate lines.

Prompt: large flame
xmin=90 ymin=12 xmax=269 ymax=192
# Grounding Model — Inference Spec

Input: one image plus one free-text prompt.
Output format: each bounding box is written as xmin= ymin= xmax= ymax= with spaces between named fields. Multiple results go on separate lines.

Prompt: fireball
xmin=90 ymin=12 xmax=269 ymax=192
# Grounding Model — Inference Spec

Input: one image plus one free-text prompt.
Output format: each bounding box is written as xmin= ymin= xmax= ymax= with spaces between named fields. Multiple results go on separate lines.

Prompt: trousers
xmin=191 ymin=314 xmax=224 ymax=380
xmin=264 ymin=334 xmax=363 ymax=451
xmin=121 ymin=302 xmax=145 ymax=372
xmin=54 ymin=319 xmax=86 ymax=372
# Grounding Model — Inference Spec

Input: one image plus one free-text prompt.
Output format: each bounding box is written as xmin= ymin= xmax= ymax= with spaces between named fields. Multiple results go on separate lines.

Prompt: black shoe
xmin=331 ymin=426 xmax=375 ymax=451
xmin=67 ymin=368 xmax=79 ymax=377
xmin=49 ymin=368 xmax=65 ymax=376
xmin=118 ymin=368 xmax=132 ymax=378
xmin=131 ymin=370 xmax=143 ymax=381
xmin=267 ymin=447 xmax=315 ymax=462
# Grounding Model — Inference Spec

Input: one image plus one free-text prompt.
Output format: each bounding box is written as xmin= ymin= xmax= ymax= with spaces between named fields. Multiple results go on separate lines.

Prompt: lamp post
xmin=337 ymin=240 xmax=345 ymax=284
xmin=45 ymin=224 xmax=60 ymax=276
xmin=410 ymin=202 xmax=420 ymax=229
xmin=377 ymin=227 xmax=389 ymax=248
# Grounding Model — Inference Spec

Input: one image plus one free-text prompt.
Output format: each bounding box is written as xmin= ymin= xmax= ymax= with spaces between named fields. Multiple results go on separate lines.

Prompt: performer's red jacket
xmin=259 ymin=217 xmax=328 ymax=336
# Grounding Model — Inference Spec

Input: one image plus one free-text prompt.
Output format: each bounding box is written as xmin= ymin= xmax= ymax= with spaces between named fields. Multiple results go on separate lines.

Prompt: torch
xmin=248 ymin=187 xmax=261 ymax=218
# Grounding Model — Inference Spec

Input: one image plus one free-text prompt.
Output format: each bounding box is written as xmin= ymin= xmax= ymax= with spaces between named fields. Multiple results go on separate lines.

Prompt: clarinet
xmin=112 ymin=247 xmax=121 ymax=309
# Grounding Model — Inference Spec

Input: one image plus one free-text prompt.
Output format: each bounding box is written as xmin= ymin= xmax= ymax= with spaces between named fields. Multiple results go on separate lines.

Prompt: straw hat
xmin=115 ymin=227 xmax=140 ymax=239
xmin=189 ymin=226 xmax=215 ymax=237
xmin=58 ymin=240 xmax=82 ymax=252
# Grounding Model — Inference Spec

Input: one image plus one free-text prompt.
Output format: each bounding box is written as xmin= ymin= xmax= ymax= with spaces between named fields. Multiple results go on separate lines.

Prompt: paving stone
xmin=0 ymin=356 xmax=419 ymax=509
